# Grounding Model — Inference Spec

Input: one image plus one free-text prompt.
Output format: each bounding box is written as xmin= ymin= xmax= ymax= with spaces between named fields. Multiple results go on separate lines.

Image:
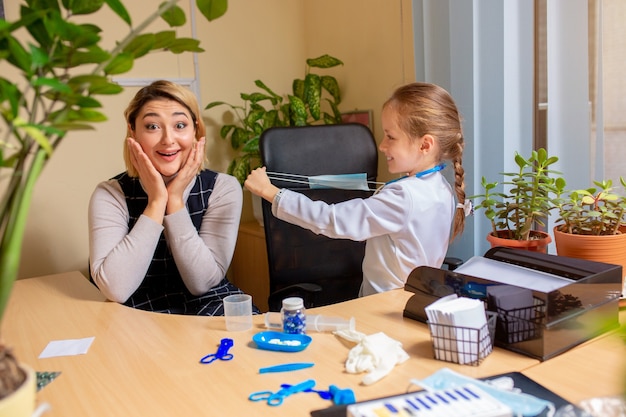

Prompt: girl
xmin=245 ymin=82 xmax=468 ymax=296
xmin=89 ymin=80 xmax=255 ymax=315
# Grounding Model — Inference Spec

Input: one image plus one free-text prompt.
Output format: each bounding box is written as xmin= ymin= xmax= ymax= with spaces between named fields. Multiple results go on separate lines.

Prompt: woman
xmin=89 ymin=80 xmax=254 ymax=315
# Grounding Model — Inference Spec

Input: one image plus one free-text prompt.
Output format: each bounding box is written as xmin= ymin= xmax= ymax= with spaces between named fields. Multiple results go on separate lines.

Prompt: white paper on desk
xmin=426 ymin=295 xmax=490 ymax=364
xmin=455 ymin=256 xmax=573 ymax=292
xmin=39 ymin=337 xmax=95 ymax=358
xmin=441 ymin=298 xmax=489 ymax=364
xmin=425 ymin=294 xmax=459 ymax=363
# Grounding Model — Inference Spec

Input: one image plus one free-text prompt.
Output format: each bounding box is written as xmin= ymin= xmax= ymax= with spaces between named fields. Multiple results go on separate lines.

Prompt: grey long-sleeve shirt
xmin=88 ymin=173 xmax=242 ymax=303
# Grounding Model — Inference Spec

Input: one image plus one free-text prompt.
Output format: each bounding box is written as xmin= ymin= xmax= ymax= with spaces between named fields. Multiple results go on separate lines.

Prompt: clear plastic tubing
xmin=264 ymin=311 xmax=355 ymax=332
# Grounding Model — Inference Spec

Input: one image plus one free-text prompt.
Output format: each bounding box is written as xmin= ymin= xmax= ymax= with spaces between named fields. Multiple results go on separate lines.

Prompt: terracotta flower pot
xmin=554 ymin=226 xmax=626 ymax=291
xmin=486 ymin=230 xmax=552 ymax=253
xmin=0 ymin=364 xmax=36 ymax=417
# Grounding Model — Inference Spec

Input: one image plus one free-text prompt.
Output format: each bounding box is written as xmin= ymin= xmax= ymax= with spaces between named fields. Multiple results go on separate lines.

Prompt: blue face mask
xmin=267 ymin=171 xmax=375 ymax=191
xmin=308 ymin=173 xmax=370 ymax=191
xmin=415 ymin=368 xmax=556 ymax=417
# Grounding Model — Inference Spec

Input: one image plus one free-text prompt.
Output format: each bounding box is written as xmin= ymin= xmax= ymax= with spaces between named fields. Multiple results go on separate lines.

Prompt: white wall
xmin=413 ymin=0 xmax=535 ymax=260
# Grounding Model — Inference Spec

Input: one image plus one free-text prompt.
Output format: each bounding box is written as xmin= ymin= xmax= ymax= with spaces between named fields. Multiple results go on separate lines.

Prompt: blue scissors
xmin=199 ymin=338 xmax=234 ymax=364
xmin=249 ymin=379 xmax=316 ymax=406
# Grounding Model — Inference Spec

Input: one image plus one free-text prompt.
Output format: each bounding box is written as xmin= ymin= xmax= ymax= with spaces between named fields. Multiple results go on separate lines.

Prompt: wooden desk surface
xmin=3 ymin=271 xmax=621 ymax=416
xmin=522 ymin=324 xmax=626 ymax=405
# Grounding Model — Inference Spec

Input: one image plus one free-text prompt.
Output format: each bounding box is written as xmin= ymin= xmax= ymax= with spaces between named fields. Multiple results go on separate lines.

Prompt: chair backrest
xmin=260 ymin=123 xmax=378 ymax=308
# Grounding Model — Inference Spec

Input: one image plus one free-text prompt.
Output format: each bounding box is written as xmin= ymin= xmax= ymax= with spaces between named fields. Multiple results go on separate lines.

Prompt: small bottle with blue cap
xmin=281 ymin=297 xmax=306 ymax=334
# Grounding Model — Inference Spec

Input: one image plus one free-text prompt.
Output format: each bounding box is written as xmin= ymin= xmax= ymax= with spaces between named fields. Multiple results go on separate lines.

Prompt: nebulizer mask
xmin=414 ymin=368 xmax=556 ymax=417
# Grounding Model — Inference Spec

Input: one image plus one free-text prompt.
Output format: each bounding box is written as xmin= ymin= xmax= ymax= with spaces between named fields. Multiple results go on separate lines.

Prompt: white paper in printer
xmin=455 ymin=256 xmax=574 ymax=292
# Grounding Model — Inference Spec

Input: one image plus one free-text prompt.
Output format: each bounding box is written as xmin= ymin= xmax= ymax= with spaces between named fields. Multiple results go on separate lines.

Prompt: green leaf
xmin=254 ymin=80 xmax=280 ymax=99
xmin=104 ymin=52 xmax=134 ymax=75
xmin=514 ymin=152 xmax=527 ymax=169
xmin=32 ymin=77 xmax=73 ymax=94
xmin=68 ymin=75 xmax=122 ymax=95
xmin=20 ymin=7 xmax=51 ymax=48
xmin=231 ymin=127 xmax=249 ymax=149
xmin=292 ymin=78 xmax=305 ymax=99
xmin=306 ymin=54 xmax=343 ymax=69
xmin=196 ymin=0 xmax=228 ymax=22
xmin=231 ymin=157 xmax=250 ymax=185
xmin=152 ymin=31 xmax=177 ymax=49
xmin=6 ymin=37 xmax=32 ymax=74
xmin=65 ymin=47 xmax=111 ymax=67
xmin=52 ymin=122 xmax=97 ymax=131
xmin=0 ymin=79 xmax=21 ymax=118
xmin=242 ymin=92 xmax=274 ymax=105
xmin=29 ymin=45 xmax=50 ymax=69
xmin=123 ymin=34 xmax=156 ymax=59
xmin=205 ymin=101 xmax=229 ymax=110
xmin=304 ymin=73 xmax=321 ymax=120
xmin=75 ymin=96 xmax=102 ymax=108
xmin=160 ymin=3 xmax=186 ymax=27
xmin=165 ymin=38 xmax=204 ymax=54
xmin=52 ymin=107 xmax=107 ymax=123
xmin=262 ymin=110 xmax=278 ymax=129
xmin=104 ymin=0 xmax=132 ymax=25
xmin=219 ymin=124 xmax=235 ymax=140
xmin=289 ymin=95 xmax=307 ymax=126
xmin=72 ymin=24 xmax=103 ymax=48
xmin=63 ymin=0 xmax=105 ymax=15
xmin=321 ymin=75 xmax=340 ymax=103
xmin=13 ymin=118 xmax=53 ymax=155
xmin=242 ymin=136 xmax=259 ymax=153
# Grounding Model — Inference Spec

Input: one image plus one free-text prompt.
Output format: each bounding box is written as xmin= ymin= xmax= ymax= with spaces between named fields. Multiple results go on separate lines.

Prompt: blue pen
xmin=259 ymin=362 xmax=314 ymax=374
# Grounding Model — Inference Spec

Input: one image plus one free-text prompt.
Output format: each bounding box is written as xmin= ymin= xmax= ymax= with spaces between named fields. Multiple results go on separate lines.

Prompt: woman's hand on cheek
xmin=166 ymin=137 xmax=205 ymax=214
xmin=127 ymin=138 xmax=167 ymax=203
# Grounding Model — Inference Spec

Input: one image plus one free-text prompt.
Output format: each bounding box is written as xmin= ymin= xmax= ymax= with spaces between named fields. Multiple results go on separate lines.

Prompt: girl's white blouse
xmin=272 ymin=173 xmax=455 ymax=296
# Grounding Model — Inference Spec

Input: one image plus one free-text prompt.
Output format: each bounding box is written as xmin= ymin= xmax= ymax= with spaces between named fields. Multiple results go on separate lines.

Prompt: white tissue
xmin=335 ymin=330 xmax=409 ymax=385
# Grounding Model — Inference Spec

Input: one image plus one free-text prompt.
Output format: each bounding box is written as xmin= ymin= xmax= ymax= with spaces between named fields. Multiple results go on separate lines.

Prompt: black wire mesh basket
xmin=494 ymin=297 xmax=546 ymax=344
xmin=427 ymin=311 xmax=497 ymax=366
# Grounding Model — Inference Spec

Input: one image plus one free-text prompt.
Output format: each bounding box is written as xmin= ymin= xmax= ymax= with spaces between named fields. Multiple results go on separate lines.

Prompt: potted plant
xmin=470 ymin=148 xmax=565 ymax=252
xmin=205 ymin=54 xmax=344 ymax=185
xmin=553 ymin=177 xmax=626 ymax=289
xmin=0 ymin=0 xmax=227 ymax=413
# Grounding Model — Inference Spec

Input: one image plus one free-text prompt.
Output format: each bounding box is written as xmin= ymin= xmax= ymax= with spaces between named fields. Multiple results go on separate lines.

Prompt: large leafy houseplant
xmin=205 ymin=54 xmax=344 ymax=184
xmin=471 ymin=148 xmax=565 ymax=245
xmin=0 ymin=0 xmax=227 ymax=403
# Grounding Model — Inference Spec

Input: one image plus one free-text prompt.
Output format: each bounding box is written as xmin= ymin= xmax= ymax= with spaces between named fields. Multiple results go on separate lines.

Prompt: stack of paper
xmin=487 ymin=285 xmax=537 ymax=343
xmin=425 ymin=295 xmax=492 ymax=365
xmin=454 ymin=256 xmax=573 ymax=292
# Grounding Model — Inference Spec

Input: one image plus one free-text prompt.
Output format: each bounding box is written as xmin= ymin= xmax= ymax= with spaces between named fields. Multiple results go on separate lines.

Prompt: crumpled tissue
xmin=334 ymin=330 xmax=409 ymax=385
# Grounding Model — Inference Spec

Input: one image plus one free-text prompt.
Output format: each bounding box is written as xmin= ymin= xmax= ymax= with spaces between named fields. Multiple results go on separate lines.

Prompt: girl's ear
xmin=420 ymin=134 xmax=436 ymax=152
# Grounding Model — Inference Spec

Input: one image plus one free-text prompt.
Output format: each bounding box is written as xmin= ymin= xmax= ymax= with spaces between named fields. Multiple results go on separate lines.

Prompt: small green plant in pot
xmin=205 ymin=55 xmax=344 ymax=185
xmin=471 ymin=148 xmax=565 ymax=251
xmin=553 ymin=178 xmax=626 ymax=290
xmin=554 ymin=178 xmax=626 ymax=235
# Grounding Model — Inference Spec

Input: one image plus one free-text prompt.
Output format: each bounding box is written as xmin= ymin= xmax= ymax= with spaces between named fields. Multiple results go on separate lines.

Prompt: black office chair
xmin=259 ymin=123 xmax=378 ymax=312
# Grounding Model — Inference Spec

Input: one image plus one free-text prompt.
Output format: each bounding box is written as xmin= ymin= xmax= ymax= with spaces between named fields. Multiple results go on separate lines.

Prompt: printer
xmin=404 ymin=247 xmax=622 ymax=361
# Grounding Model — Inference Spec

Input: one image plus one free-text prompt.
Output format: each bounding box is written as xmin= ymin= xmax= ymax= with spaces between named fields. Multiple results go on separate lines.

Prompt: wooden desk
xmin=523 ymin=323 xmax=626 ymax=404
xmin=4 ymin=271 xmax=546 ymax=417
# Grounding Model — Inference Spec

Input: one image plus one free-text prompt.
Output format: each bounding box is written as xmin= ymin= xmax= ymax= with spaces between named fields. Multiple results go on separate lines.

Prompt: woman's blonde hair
xmin=383 ymin=82 xmax=466 ymax=241
xmin=123 ymin=80 xmax=206 ymax=177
